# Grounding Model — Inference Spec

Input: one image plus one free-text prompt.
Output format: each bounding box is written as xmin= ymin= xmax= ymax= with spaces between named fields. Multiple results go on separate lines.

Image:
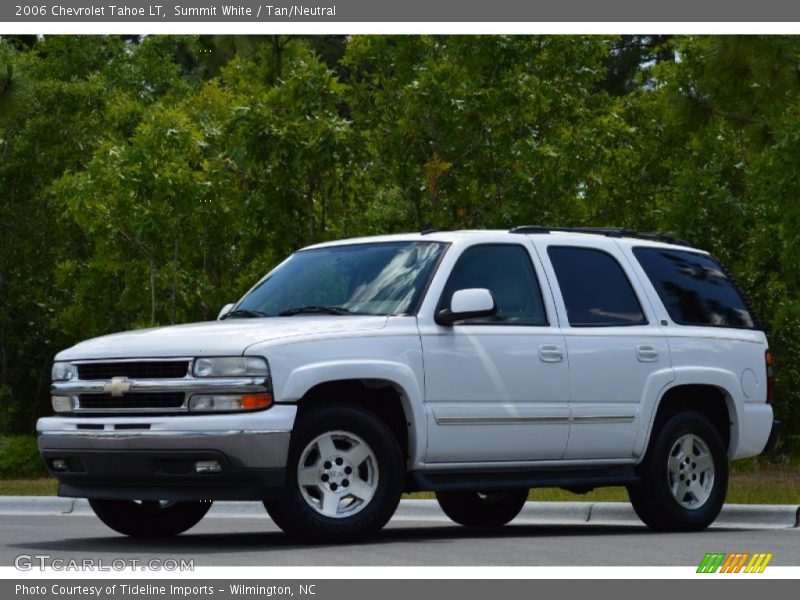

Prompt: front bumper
xmin=36 ymin=405 xmax=296 ymax=501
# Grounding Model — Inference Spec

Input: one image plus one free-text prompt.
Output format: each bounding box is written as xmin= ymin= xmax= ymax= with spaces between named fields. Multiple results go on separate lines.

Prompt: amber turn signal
xmin=241 ymin=393 xmax=273 ymax=410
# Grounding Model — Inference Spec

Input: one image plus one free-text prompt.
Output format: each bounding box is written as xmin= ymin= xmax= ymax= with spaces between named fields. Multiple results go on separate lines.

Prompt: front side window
xmin=439 ymin=244 xmax=548 ymax=325
xmin=548 ymin=246 xmax=647 ymax=327
xmin=633 ymin=247 xmax=755 ymax=329
xmin=235 ymin=242 xmax=446 ymax=317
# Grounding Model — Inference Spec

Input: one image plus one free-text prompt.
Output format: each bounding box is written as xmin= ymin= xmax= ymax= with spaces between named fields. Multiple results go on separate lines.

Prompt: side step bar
xmin=406 ymin=465 xmax=639 ymax=493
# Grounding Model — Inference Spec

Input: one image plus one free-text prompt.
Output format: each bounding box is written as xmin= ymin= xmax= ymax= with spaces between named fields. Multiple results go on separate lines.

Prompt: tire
xmin=88 ymin=499 xmax=211 ymax=537
xmin=627 ymin=410 xmax=728 ymax=531
xmin=263 ymin=403 xmax=404 ymax=542
xmin=435 ymin=489 xmax=528 ymax=527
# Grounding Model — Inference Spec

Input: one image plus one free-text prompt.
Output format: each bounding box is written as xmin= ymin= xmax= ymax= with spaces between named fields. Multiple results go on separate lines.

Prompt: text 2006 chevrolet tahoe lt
xmin=38 ymin=227 xmax=780 ymax=541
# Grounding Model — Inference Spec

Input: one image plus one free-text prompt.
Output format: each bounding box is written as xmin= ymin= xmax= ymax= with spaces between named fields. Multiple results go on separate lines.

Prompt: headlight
xmin=192 ymin=356 xmax=269 ymax=377
xmin=51 ymin=362 xmax=75 ymax=381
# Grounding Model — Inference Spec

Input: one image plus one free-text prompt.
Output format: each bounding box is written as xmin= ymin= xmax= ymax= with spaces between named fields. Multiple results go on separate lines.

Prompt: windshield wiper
xmin=220 ymin=309 xmax=270 ymax=320
xmin=278 ymin=306 xmax=352 ymax=317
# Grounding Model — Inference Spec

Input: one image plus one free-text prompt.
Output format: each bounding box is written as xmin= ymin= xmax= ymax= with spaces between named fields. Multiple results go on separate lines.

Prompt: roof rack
xmin=508 ymin=226 xmax=690 ymax=247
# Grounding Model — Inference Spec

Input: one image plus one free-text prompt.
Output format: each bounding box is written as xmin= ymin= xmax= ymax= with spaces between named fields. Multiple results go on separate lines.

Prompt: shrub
xmin=0 ymin=436 xmax=48 ymax=478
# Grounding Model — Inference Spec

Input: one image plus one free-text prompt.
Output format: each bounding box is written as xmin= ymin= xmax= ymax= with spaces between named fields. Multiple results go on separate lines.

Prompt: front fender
xmin=277 ymin=359 xmax=427 ymax=467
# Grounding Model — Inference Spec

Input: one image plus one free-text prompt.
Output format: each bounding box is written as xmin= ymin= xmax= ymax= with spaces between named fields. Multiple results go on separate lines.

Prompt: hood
xmin=56 ymin=316 xmax=390 ymax=361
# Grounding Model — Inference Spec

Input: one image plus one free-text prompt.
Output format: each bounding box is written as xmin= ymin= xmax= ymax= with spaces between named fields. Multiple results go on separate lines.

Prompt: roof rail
xmin=509 ymin=226 xmax=690 ymax=247
xmin=508 ymin=225 xmax=550 ymax=234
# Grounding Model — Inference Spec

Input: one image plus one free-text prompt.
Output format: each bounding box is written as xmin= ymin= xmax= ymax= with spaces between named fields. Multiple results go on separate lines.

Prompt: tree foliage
xmin=1 ymin=35 xmax=798 ymax=449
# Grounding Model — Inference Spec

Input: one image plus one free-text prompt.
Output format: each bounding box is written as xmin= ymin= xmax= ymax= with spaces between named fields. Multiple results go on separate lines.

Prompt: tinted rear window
xmin=548 ymin=247 xmax=647 ymax=327
xmin=633 ymin=248 xmax=755 ymax=329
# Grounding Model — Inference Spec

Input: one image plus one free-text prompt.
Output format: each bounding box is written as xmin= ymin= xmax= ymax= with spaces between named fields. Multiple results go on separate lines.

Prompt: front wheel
xmin=264 ymin=404 xmax=404 ymax=542
xmin=88 ymin=499 xmax=211 ymax=537
xmin=435 ymin=489 xmax=529 ymax=527
xmin=627 ymin=410 xmax=728 ymax=531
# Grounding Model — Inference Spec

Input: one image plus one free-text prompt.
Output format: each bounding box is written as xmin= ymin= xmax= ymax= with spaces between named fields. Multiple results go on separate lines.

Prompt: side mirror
xmin=435 ymin=288 xmax=497 ymax=326
xmin=217 ymin=303 xmax=235 ymax=320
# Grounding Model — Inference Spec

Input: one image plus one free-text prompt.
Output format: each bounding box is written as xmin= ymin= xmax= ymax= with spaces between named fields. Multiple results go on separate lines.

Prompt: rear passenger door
xmin=534 ymin=238 xmax=675 ymax=460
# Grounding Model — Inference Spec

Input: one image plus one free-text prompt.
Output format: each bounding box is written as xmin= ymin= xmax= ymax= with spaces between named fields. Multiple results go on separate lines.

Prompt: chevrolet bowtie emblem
xmin=103 ymin=376 xmax=132 ymax=397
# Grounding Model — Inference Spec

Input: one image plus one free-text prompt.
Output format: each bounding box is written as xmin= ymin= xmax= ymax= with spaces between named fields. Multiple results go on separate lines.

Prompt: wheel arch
xmin=279 ymin=360 xmax=425 ymax=467
xmin=636 ymin=372 xmax=742 ymax=461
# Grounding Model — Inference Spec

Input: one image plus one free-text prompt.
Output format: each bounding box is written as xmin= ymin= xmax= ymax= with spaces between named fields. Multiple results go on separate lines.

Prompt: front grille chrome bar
xmin=52 ymin=377 xmax=269 ymax=396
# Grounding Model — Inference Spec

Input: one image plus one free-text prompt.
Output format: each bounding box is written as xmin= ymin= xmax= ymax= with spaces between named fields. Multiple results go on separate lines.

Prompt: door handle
xmin=636 ymin=344 xmax=659 ymax=362
xmin=538 ymin=344 xmax=565 ymax=363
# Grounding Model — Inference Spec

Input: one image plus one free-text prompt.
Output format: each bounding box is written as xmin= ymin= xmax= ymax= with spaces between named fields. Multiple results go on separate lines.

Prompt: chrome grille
xmin=52 ymin=357 xmax=269 ymax=416
xmin=77 ymin=361 xmax=190 ymax=380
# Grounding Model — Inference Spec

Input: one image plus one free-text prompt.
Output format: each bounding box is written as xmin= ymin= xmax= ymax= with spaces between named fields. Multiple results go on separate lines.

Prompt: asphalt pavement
xmin=1 ymin=500 xmax=798 ymax=566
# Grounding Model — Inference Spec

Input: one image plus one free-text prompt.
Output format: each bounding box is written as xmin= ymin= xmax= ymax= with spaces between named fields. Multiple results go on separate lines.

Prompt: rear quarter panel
xmin=662 ymin=328 xmax=772 ymax=459
xmin=617 ymin=241 xmax=773 ymax=460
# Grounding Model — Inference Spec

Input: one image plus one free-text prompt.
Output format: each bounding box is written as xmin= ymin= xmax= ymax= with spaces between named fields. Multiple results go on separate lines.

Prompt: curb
xmin=0 ymin=497 xmax=797 ymax=528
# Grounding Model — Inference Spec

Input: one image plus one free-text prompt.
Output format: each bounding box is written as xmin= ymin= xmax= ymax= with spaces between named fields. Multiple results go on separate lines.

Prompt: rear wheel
xmin=264 ymin=404 xmax=403 ymax=542
xmin=88 ymin=499 xmax=211 ymax=537
xmin=435 ymin=489 xmax=528 ymax=527
xmin=627 ymin=410 xmax=727 ymax=531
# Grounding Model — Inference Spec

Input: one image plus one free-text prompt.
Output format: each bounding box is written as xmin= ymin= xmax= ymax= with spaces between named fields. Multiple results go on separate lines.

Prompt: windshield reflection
xmin=236 ymin=242 xmax=446 ymax=317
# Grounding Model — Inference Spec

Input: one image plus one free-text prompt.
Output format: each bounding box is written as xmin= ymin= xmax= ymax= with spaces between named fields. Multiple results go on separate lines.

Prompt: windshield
xmin=235 ymin=241 xmax=447 ymax=317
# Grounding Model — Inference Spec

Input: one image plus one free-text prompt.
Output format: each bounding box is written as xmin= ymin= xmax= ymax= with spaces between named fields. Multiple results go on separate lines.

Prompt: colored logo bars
xmin=697 ymin=552 xmax=773 ymax=573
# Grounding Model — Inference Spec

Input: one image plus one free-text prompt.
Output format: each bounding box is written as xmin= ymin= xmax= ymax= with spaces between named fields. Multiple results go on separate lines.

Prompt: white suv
xmin=38 ymin=227 xmax=780 ymax=541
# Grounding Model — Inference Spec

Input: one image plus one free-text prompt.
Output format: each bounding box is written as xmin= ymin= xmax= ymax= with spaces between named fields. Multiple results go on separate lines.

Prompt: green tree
xmin=344 ymin=36 xmax=626 ymax=231
xmin=2 ymin=34 xmax=800 ymax=447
